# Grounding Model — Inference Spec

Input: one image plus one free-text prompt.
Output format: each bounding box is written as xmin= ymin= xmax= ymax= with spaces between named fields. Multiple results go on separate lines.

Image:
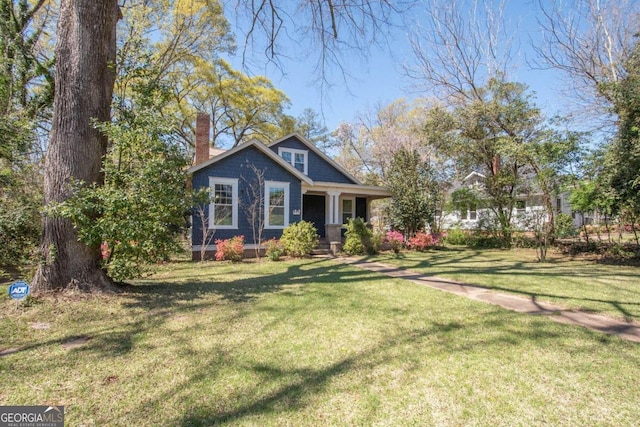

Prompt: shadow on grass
xmin=123 ymin=258 xmax=378 ymax=309
xmin=2 ymin=259 xmax=384 ymax=361
xmin=156 ymin=312 xmax=579 ymax=426
xmin=361 ymin=249 xmax=640 ymax=321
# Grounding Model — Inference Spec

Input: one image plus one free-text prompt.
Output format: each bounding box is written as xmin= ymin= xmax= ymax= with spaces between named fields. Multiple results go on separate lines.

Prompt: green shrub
xmin=444 ymin=227 xmax=468 ymax=246
xmin=280 ymin=221 xmax=319 ymax=257
xmin=468 ymin=233 xmax=508 ymax=249
xmin=343 ymin=218 xmax=380 ymax=255
xmin=512 ymin=233 xmax=537 ymax=248
xmin=264 ymin=238 xmax=284 ymax=261
xmin=555 ymin=213 xmax=577 ymax=238
xmin=369 ymin=232 xmax=383 ymax=255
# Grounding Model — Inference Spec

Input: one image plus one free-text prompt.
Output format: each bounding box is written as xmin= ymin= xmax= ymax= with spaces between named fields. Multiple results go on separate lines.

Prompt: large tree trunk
xmin=32 ymin=0 xmax=120 ymax=293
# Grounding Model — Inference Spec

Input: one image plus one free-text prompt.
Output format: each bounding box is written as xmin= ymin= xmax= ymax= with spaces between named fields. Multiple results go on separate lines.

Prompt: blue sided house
xmin=189 ymin=113 xmax=390 ymax=259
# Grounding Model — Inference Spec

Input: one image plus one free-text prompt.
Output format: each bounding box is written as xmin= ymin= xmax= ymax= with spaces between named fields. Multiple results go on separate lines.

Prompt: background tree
xmin=186 ymin=59 xmax=291 ymax=148
xmin=439 ymin=79 xmax=541 ymax=243
xmin=386 ymin=148 xmax=438 ymax=237
xmin=520 ymin=125 xmax=583 ymax=241
xmin=333 ymin=99 xmax=436 ymax=184
xmin=405 ymin=0 xmax=514 ymax=103
xmin=404 ymin=0 xmax=531 ymax=244
xmin=0 ymin=0 xmax=54 ymax=276
xmin=115 ymin=0 xmax=234 ymax=153
xmin=0 ymin=0 xmax=55 ymax=119
xmin=534 ymin=1 xmax=640 ymax=243
xmin=603 ymin=40 xmax=640 ymax=239
xmin=295 ymin=108 xmax=335 ymax=153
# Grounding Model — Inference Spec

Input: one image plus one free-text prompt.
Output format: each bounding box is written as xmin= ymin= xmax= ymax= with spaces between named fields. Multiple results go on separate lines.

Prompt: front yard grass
xmin=373 ymin=247 xmax=640 ymax=321
xmin=1 ymin=256 xmax=639 ymax=426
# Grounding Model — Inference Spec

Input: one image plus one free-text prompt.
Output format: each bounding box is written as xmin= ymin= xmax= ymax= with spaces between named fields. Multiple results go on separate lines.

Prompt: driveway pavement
xmin=340 ymin=257 xmax=640 ymax=343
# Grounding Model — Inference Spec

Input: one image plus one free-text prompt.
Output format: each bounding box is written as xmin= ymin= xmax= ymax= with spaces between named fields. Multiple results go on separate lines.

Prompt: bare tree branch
xmin=404 ymin=0 xmax=515 ymax=104
xmin=531 ymin=0 xmax=640 ymax=114
xmin=224 ymin=0 xmax=411 ymax=93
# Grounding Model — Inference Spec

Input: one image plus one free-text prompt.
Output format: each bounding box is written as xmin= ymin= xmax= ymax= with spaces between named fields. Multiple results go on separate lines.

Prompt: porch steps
xmin=311 ymin=238 xmax=338 ymax=256
xmin=311 ymin=242 xmax=331 ymax=256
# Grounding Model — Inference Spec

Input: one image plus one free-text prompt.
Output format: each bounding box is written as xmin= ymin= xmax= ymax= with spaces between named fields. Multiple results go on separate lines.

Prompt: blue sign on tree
xmin=9 ymin=281 xmax=30 ymax=300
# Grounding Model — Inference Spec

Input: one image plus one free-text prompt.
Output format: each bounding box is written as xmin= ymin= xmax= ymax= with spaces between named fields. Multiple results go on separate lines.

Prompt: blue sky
xmin=233 ymin=1 xmax=574 ymax=132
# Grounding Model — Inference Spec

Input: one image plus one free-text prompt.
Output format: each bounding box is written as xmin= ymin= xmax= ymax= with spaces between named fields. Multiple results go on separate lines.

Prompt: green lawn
xmin=373 ymin=247 xmax=640 ymax=321
xmin=1 ymin=256 xmax=640 ymax=426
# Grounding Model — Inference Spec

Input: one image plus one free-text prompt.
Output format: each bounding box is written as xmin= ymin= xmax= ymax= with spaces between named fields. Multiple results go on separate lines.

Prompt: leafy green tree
xmin=115 ymin=0 xmax=233 ymax=152
xmin=53 ymin=105 xmax=191 ymax=282
xmin=186 ymin=59 xmax=291 ymax=148
xmin=0 ymin=0 xmax=52 ymax=275
xmin=0 ymin=0 xmax=54 ymax=118
xmin=0 ymin=85 xmax=41 ymax=276
xmin=604 ymin=40 xmax=640 ymax=238
xmin=439 ymin=79 xmax=541 ymax=243
xmin=568 ymin=180 xmax=598 ymax=244
xmin=386 ymin=149 xmax=438 ymax=237
xmin=520 ymin=125 xmax=584 ymax=241
xmin=449 ymin=187 xmax=481 ymax=219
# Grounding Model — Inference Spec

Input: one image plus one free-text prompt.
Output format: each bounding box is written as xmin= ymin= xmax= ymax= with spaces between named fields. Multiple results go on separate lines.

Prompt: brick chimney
xmin=195 ymin=112 xmax=210 ymax=165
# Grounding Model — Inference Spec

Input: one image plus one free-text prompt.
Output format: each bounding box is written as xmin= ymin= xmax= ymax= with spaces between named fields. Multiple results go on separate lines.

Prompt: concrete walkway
xmin=340 ymin=257 xmax=640 ymax=344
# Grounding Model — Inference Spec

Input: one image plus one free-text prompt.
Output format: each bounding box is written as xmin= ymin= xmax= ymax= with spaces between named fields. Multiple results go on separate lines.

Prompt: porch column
xmin=326 ymin=190 xmax=342 ymax=243
xmin=327 ymin=191 xmax=341 ymax=224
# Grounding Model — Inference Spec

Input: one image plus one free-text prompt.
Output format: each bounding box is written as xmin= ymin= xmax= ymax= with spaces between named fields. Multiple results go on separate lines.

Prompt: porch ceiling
xmin=303 ymin=181 xmax=391 ymax=199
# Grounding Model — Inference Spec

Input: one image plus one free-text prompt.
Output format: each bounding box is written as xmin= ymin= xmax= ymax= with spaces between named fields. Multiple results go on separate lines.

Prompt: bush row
xmin=212 ymin=221 xmax=319 ymax=262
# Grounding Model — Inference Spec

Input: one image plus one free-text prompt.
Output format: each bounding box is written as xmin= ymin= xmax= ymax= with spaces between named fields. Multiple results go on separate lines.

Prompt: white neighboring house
xmin=440 ymin=172 xmax=589 ymax=230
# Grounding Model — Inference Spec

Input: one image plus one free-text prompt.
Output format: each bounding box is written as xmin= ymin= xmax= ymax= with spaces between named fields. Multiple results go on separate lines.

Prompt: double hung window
xmin=278 ymin=148 xmax=308 ymax=174
xmin=265 ymin=181 xmax=289 ymax=228
xmin=342 ymin=198 xmax=354 ymax=224
xmin=209 ymin=178 xmax=238 ymax=229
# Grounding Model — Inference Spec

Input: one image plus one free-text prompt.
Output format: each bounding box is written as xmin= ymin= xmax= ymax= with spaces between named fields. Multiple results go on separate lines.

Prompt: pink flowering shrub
xmin=215 ymin=235 xmax=244 ymax=262
xmin=407 ymin=233 xmax=439 ymax=251
xmin=385 ymin=230 xmax=405 ymax=253
xmin=100 ymin=241 xmax=111 ymax=260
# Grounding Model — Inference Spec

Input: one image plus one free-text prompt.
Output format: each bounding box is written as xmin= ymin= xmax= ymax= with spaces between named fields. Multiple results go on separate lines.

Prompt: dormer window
xmin=278 ymin=147 xmax=308 ymax=174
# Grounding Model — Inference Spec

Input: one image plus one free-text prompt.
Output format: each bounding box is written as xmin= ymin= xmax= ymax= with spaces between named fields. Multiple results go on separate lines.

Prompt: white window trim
xmin=341 ymin=197 xmax=355 ymax=224
xmin=278 ymin=147 xmax=308 ymax=175
xmin=208 ymin=177 xmax=238 ymax=229
xmin=264 ymin=181 xmax=290 ymax=229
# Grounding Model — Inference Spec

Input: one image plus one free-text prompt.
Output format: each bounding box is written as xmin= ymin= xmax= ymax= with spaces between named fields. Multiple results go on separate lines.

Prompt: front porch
xmin=302 ymin=185 xmax=389 ymax=242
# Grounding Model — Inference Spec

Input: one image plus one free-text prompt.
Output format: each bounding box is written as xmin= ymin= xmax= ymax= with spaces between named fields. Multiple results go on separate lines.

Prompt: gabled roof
xmin=462 ymin=171 xmax=486 ymax=182
xmin=187 ymin=138 xmax=314 ymax=185
xmin=268 ymin=132 xmax=363 ymax=185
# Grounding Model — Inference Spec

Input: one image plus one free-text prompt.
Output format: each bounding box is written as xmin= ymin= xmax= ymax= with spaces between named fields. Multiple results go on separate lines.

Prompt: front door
xmin=303 ymin=194 xmax=326 ymax=238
